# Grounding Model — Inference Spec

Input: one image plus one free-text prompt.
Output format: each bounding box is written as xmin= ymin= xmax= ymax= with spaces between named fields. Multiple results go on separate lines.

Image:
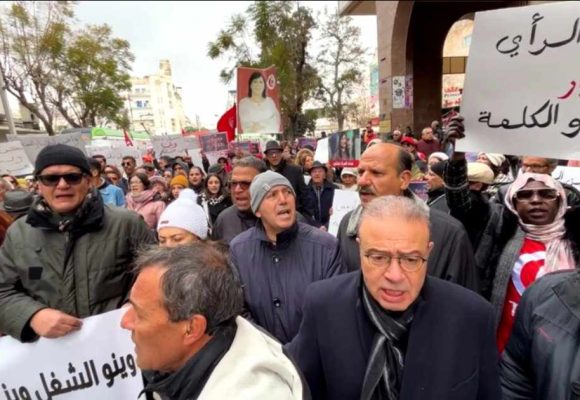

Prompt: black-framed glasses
xmin=514 ymin=189 xmax=559 ymax=201
xmin=363 ymin=251 xmax=427 ymax=272
xmin=37 ymin=173 xmax=86 ymax=187
xmin=228 ymin=180 xmax=252 ymax=190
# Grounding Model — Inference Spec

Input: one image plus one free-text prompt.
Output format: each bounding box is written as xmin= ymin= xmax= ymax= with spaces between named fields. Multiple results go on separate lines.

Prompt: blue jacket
xmin=99 ymin=180 xmax=125 ymax=207
xmin=229 ymin=221 xmax=344 ymax=344
xmin=287 ymin=272 xmax=501 ymax=400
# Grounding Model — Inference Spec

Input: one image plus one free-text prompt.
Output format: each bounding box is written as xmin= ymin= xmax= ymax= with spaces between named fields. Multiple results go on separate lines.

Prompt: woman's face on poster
xmin=340 ymin=134 xmax=348 ymax=149
xmin=251 ymin=76 xmax=265 ymax=97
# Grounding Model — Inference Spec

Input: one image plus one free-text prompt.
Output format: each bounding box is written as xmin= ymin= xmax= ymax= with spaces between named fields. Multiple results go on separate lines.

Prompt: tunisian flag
xmin=123 ymin=129 xmax=134 ymax=147
xmin=217 ymin=104 xmax=237 ymax=142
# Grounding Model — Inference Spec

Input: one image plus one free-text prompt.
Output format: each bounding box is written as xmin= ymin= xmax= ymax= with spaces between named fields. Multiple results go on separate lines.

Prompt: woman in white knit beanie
xmin=157 ymin=189 xmax=209 ymax=247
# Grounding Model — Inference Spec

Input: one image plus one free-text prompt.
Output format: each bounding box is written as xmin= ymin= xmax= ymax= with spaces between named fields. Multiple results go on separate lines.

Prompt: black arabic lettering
xmin=496 ymin=35 xmax=522 ymax=57
xmin=529 ymin=17 xmax=580 ymax=55
xmin=529 ymin=12 xmax=544 ymax=45
xmin=126 ymin=354 xmax=137 ymax=377
xmin=561 ymin=118 xmax=580 ymax=138
xmin=101 ymin=361 xmax=115 ymax=388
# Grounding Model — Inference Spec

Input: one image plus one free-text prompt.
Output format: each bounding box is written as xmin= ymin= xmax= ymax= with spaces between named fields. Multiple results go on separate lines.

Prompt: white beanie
xmin=157 ymin=189 xmax=209 ymax=240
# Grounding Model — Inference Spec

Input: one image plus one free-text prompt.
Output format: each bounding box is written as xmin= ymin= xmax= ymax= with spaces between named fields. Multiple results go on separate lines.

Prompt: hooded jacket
xmin=0 ymin=190 xmax=155 ymax=341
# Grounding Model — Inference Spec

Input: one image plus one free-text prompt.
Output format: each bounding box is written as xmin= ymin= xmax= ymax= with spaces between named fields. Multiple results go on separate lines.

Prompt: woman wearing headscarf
xmin=445 ymin=117 xmax=580 ymax=352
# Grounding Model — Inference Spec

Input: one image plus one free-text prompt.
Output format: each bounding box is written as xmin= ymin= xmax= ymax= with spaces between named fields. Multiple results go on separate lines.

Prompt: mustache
xmin=358 ymin=185 xmax=375 ymax=195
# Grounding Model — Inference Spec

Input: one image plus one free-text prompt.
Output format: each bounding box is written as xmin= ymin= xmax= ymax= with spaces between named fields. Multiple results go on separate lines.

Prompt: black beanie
xmin=34 ymin=144 xmax=91 ymax=176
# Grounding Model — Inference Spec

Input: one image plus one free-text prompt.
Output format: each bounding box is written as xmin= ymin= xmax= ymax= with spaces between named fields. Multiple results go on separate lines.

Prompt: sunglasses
xmin=514 ymin=189 xmax=559 ymax=201
xmin=37 ymin=173 xmax=86 ymax=187
xmin=122 ymin=162 xmax=133 ymax=167
xmin=228 ymin=180 xmax=252 ymax=190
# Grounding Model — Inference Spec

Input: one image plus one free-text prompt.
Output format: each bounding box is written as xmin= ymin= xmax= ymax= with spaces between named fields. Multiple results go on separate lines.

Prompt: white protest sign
xmin=459 ymin=2 xmax=580 ymax=159
xmin=206 ymin=150 xmax=229 ymax=166
xmin=7 ymin=132 xmax=89 ymax=163
xmin=151 ymin=135 xmax=199 ymax=158
xmin=314 ymin=138 xmax=329 ymax=164
xmin=328 ymin=189 xmax=361 ymax=236
xmin=0 ymin=141 xmax=34 ymax=176
xmin=553 ymin=166 xmax=580 ymax=191
xmin=188 ymin=148 xmax=204 ymax=169
xmin=86 ymin=141 xmax=144 ymax=168
xmin=0 ymin=308 xmax=143 ymax=400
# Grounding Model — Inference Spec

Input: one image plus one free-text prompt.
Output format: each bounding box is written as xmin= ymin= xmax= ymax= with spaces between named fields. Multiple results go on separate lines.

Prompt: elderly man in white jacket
xmin=121 ymin=243 xmax=307 ymax=400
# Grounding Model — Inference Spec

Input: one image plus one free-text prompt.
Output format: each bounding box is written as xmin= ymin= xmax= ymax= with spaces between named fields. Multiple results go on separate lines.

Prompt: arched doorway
xmin=383 ymin=1 xmax=528 ymax=136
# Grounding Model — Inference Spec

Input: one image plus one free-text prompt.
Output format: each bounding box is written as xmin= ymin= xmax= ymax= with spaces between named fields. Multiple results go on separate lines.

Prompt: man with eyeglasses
xmin=212 ymin=156 xmax=267 ymax=244
xmin=288 ymin=196 xmax=501 ymax=400
xmin=120 ymin=156 xmax=137 ymax=193
xmin=229 ymin=171 xmax=343 ymax=344
xmin=0 ymin=144 xmax=155 ymax=342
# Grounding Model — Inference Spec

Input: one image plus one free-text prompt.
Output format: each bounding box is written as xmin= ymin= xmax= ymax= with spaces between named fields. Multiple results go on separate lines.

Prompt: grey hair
xmin=360 ymin=195 xmax=430 ymax=232
xmin=233 ymin=156 xmax=267 ymax=173
xmin=134 ymin=243 xmax=243 ymax=333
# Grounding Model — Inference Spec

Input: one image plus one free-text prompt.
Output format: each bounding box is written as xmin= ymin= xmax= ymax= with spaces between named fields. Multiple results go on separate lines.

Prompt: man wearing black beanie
xmin=0 ymin=144 xmax=156 ymax=342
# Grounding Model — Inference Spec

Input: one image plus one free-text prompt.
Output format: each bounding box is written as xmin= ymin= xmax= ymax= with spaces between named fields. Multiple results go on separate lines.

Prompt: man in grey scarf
xmin=336 ymin=143 xmax=479 ymax=293
xmin=288 ymin=196 xmax=501 ymax=400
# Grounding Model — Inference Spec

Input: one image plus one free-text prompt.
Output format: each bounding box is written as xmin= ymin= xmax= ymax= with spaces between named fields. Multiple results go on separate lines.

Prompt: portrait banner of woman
xmin=237 ymin=66 xmax=282 ymax=134
xmin=329 ymin=129 xmax=361 ymax=168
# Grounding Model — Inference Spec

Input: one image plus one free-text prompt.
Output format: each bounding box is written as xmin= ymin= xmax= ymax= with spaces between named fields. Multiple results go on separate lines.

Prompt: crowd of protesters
xmin=1 ymin=117 xmax=580 ymax=399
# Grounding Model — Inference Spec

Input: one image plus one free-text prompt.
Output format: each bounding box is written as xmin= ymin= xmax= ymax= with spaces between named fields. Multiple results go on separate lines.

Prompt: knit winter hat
xmin=250 ymin=170 xmax=295 ymax=214
xmin=170 ymin=175 xmax=188 ymax=188
xmin=157 ymin=189 xmax=208 ymax=239
xmin=467 ymin=162 xmax=494 ymax=185
xmin=480 ymin=153 xmax=506 ymax=168
xmin=34 ymin=144 xmax=90 ymax=176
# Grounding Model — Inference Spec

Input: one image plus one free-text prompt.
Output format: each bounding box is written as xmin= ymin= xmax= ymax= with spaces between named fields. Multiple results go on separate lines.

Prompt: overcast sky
xmin=74 ymin=1 xmax=377 ymax=129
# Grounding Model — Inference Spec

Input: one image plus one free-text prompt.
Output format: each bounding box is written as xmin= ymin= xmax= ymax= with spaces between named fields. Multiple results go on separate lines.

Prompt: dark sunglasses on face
xmin=514 ymin=189 xmax=559 ymax=201
xmin=37 ymin=173 xmax=86 ymax=187
xmin=228 ymin=180 xmax=252 ymax=190
xmin=122 ymin=162 xmax=133 ymax=167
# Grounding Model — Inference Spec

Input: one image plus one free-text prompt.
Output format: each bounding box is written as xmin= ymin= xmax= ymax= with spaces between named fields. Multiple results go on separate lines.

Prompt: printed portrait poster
xmin=297 ymin=137 xmax=318 ymax=150
xmin=229 ymin=141 xmax=261 ymax=155
xmin=237 ymin=66 xmax=282 ymax=134
xmin=199 ymin=132 xmax=229 ymax=153
xmin=329 ymin=129 xmax=361 ymax=168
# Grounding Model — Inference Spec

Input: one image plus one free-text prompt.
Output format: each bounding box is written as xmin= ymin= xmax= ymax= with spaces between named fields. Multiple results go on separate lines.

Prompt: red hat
xmin=401 ymin=137 xmax=417 ymax=147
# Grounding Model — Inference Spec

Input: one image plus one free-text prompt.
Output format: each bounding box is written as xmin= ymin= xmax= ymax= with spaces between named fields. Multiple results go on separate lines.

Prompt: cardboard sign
xmin=85 ymin=141 xmax=144 ymax=168
xmin=328 ymin=189 xmax=361 ymax=236
xmin=553 ymin=166 xmax=580 ymax=191
xmin=228 ymin=141 xmax=261 ymax=155
xmin=297 ymin=137 xmax=317 ymax=150
xmin=314 ymin=138 xmax=329 ymax=164
xmin=151 ymin=135 xmax=199 ymax=158
xmin=7 ymin=132 xmax=88 ymax=163
xmin=0 ymin=141 xmax=34 ymax=176
xmin=459 ymin=2 xmax=580 ymax=159
xmin=0 ymin=309 xmax=143 ymax=400
xmin=328 ymin=129 xmax=361 ymax=168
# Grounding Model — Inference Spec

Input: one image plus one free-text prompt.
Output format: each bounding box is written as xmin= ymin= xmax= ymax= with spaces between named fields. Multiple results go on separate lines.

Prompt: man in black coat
xmin=264 ymin=141 xmax=315 ymax=220
xmin=307 ymin=161 xmax=337 ymax=229
xmin=287 ymin=196 xmax=501 ymax=400
xmin=337 ymin=143 xmax=478 ymax=292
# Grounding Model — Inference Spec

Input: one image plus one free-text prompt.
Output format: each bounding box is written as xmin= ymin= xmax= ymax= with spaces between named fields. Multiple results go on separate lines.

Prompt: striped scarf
xmin=360 ymin=286 xmax=416 ymax=400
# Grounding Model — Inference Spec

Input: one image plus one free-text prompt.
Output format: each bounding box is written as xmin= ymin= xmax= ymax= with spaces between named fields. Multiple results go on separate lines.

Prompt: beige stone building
xmin=339 ymin=1 xmax=547 ymax=134
xmin=123 ymin=60 xmax=187 ymax=136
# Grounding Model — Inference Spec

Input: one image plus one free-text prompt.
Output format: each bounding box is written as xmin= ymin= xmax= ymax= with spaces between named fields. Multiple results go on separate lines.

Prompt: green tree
xmin=315 ymin=8 xmax=366 ymax=131
xmin=207 ymin=1 xmax=319 ymax=140
xmin=0 ymin=1 xmax=133 ymax=135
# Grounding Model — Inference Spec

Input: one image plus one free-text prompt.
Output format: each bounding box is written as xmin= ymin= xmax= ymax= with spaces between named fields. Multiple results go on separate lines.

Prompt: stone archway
xmin=377 ymin=1 xmax=529 ymax=136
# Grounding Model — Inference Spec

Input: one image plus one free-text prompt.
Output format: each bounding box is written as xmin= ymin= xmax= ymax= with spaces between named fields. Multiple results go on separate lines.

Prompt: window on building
xmin=136 ymin=100 xmax=143 ymax=108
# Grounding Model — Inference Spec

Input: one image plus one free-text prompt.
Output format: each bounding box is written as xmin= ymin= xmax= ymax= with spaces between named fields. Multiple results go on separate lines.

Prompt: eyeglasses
xmin=37 ymin=173 xmax=85 ymax=187
xmin=514 ymin=189 xmax=559 ymax=201
xmin=122 ymin=162 xmax=133 ymax=167
xmin=228 ymin=180 xmax=252 ymax=190
xmin=363 ymin=251 xmax=427 ymax=272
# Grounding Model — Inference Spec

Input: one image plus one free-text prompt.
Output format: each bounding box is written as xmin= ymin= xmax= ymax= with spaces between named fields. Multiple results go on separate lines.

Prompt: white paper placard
xmin=0 ymin=309 xmax=143 ymax=400
xmin=459 ymin=2 xmax=580 ymax=159
xmin=328 ymin=189 xmax=361 ymax=236
xmin=0 ymin=141 xmax=34 ymax=176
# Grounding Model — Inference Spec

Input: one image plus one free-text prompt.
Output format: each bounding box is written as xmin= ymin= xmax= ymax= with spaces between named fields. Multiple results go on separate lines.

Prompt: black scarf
xmin=143 ymin=320 xmax=237 ymax=400
xmin=360 ymin=285 xmax=417 ymax=400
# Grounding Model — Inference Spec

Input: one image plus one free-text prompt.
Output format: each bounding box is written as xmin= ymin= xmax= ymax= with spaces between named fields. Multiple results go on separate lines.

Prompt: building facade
xmin=339 ymin=0 xmax=547 ymax=135
xmin=123 ymin=60 xmax=187 ymax=136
